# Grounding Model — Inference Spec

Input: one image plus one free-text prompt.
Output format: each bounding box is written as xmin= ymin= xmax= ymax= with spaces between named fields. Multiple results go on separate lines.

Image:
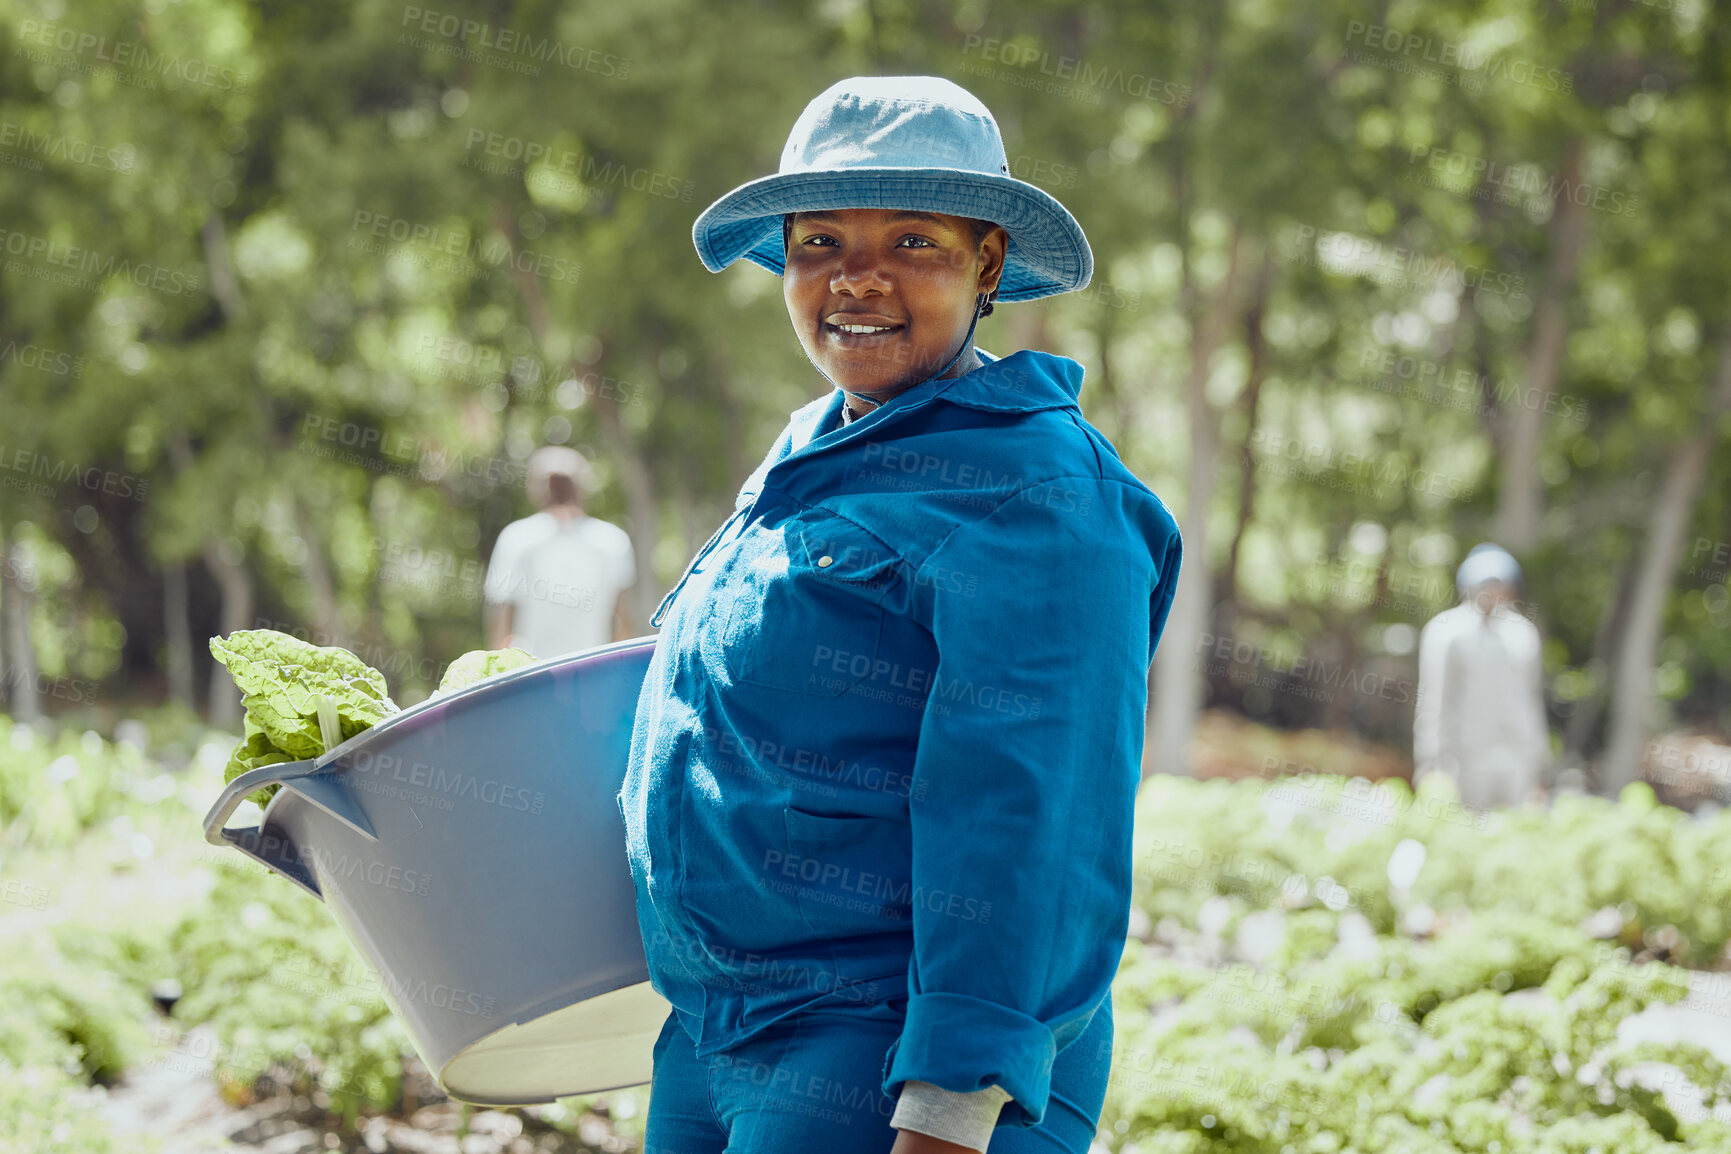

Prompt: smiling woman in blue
xmin=617 ymin=75 xmax=1184 ymax=1154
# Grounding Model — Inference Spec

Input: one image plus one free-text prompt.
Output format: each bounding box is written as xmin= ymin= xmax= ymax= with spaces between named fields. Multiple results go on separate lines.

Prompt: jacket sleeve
xmin=881 ymin=478 xmax=1182 ymax=1130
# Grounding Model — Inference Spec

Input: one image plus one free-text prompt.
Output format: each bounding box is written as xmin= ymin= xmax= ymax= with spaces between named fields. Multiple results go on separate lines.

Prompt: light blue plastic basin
xmin=203 ymin=635 xmax=668 ymax=1106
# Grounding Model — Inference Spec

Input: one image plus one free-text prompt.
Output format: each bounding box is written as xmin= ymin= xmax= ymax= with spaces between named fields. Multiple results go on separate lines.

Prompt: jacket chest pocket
xmin=720 ymin=511 xmax=901 ymax=698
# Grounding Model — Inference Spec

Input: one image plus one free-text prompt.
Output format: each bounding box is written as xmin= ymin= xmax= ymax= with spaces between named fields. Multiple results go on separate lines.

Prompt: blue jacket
xmin=617 ymin=348 xmax=1182 ymax=1130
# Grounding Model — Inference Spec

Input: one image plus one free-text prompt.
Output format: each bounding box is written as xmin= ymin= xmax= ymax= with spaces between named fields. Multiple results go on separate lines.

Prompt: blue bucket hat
xmin=692 ymin=75 xmax=1093 ymax=302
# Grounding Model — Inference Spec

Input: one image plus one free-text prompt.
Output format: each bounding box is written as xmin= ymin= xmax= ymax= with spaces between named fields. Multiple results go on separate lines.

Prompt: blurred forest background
xmin=2 ymin=0 xmax=1729 ymax=797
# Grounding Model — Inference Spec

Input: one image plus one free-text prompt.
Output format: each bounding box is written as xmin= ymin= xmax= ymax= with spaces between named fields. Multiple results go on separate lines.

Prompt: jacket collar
xmin=735 ymin=349 xmax=1085 ymax=511
xmin=930 ymin=348 xmax=1084 ymax=413
xmin=780 ymin=348 xmax=1083 ymax=459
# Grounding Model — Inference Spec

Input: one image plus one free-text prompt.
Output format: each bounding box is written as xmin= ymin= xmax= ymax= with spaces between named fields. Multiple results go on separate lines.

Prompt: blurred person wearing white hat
xmin=1413 ymin=543 xmax=1551 ymax=809
xmin=483 ymin=445 xmax=637 ymax=659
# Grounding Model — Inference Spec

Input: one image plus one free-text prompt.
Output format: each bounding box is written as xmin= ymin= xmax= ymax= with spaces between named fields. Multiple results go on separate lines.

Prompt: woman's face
xmin=783 ymin=208 xmax=1007 ymax=398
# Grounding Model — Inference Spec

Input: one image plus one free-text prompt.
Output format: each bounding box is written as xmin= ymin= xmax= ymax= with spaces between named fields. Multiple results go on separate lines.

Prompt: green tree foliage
xmin=0 ymin=0 xmax=1726 ymax=780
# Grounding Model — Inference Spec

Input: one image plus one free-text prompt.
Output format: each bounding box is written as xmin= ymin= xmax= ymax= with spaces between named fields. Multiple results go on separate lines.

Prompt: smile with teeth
xmin=823 ymin=313 xmax=907 ymax=335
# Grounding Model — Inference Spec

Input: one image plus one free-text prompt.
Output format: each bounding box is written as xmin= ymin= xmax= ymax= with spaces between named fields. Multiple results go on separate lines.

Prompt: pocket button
xmin=719 ymin=514 xmax=900 ymax=697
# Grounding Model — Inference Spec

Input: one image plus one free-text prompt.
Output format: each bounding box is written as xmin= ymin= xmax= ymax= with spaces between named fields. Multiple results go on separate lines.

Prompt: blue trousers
xmin=642 ymin=992 xmax=1112 ymax=1153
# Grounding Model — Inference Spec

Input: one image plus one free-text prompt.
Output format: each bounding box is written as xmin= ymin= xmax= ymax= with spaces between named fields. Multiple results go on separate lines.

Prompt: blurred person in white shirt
xmin=483 ymin=445 xmax=637 ymax=659
xmin=1413 ymin=543 xmax=1551 ymax=810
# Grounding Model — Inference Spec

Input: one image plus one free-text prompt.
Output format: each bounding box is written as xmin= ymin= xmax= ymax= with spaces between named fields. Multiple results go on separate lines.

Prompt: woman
xmin=617 ymin=75 xmax=1183 ymax=1153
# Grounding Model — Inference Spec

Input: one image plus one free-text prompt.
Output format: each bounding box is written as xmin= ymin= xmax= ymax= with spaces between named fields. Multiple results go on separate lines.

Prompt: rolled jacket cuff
xmin=884 ymin=991 xmax=1057 ymax=1128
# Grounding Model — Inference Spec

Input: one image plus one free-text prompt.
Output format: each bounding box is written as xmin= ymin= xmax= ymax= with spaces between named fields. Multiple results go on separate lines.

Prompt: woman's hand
xmin=890 ymin=1129 xmax=983 ymax=1154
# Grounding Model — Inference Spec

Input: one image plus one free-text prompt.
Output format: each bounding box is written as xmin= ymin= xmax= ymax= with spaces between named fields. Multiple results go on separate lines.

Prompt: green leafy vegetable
xmin=221 ymin=720 xmax=300 ymax=808
xmin=210 ymin=630 xmax=402 ymax=809
xmin=436 ymin=647 xmax=537 ymax=694
xmin=210 ymin=630 xmax=398 ymax=760
xmin=210 ymin=631 xmax=541 ymax=809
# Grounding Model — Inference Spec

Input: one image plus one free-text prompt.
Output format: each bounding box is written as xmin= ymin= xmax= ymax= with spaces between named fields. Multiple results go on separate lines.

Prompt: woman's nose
xmin=831 ymin=250 xmax=892 ymax=296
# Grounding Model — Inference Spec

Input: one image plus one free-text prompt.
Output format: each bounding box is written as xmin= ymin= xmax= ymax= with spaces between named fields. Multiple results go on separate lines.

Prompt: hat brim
xmin=691 ymin=169 xmax=1093 ymax=302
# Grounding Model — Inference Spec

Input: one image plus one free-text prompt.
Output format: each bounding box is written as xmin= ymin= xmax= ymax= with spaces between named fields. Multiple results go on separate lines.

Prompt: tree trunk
xmin=202 ymin=537 xmax=253 ymax=730
xmin=493 ymin=203 xmax=661 ymax=635
xmin=163 ymin=558 xmax=196 ymax=711
xmin=1495 ymin=138 xmax=1590 ymax=552
xmin=1217 ymin=254 xmax=1274 ymax=612
xmin=1558 ymin=552 xmax=1634 ymax=768
xmin=2 ymin=534 xmax=42 ymax=724
xmin=163 ymin=427 xmax=251 ymax=727
xmin=707 ymin=344 xmax=750 ymax=493
xmin=39 ymin=487 xmax=167 ymax=691
xmin=1599 ymin=314 xmax=1731 ymax=791
xmin=201 ymin=212 xmax=248 ymax=324
xmin=672 ymin=477 xmax=700 ymax=560
xmin=0 ymin=523 xmax=7 ymax=713
xmin=1090 ymin=326 xmax=1135 ymax=454
xmin=173 ymin=213 xmax=251 ymax=719
xmin=1148 ymin=225 xmax=1248 ymax=778
xmin=289 ymin=492 xmax=346 ymax=647
xmin=593 ymin=387 xmax=659 ymax=633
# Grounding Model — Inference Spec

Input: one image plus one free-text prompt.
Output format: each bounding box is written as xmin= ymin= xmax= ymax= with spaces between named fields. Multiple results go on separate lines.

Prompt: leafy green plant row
xmin=1106 ymin=774 xmax=1731 ymax=1152
xmin=1132 ymin=774 xmax=1731 ymax=968
xmin=0 ymin=716 xmax=185 ymax=852
xmin=0 ymin=917 xmax=172 ymax=1154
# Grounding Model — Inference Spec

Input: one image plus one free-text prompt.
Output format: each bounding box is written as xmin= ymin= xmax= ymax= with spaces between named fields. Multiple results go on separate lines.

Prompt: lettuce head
xmin=210 ymin=630 xmax=401 ymax=808
xmin=210 ymin=631 xmax=540 ymax=809
xmin=436 ymin=647 xmax=537 ymax=694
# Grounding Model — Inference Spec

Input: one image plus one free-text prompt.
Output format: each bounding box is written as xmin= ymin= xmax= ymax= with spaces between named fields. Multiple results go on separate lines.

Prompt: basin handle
xmin=201 ymin=760 xmax=335 ymax=900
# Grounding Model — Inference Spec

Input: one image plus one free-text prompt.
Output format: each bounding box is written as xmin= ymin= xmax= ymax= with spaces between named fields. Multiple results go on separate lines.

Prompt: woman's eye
xmin=898 ymin=236 xmax=935 ymax=248
xmin=801 ymin=235 xmax=838 ymax=247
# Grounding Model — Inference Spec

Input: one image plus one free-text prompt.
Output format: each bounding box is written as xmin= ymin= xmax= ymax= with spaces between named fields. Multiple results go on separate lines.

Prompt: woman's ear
xmin=977 ymin=225 xmax=1009 ymax=298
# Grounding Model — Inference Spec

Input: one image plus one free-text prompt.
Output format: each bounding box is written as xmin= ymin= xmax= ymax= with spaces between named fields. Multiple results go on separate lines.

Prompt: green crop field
xmin=2 ymin=713 xmax=1726 ymax=1153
